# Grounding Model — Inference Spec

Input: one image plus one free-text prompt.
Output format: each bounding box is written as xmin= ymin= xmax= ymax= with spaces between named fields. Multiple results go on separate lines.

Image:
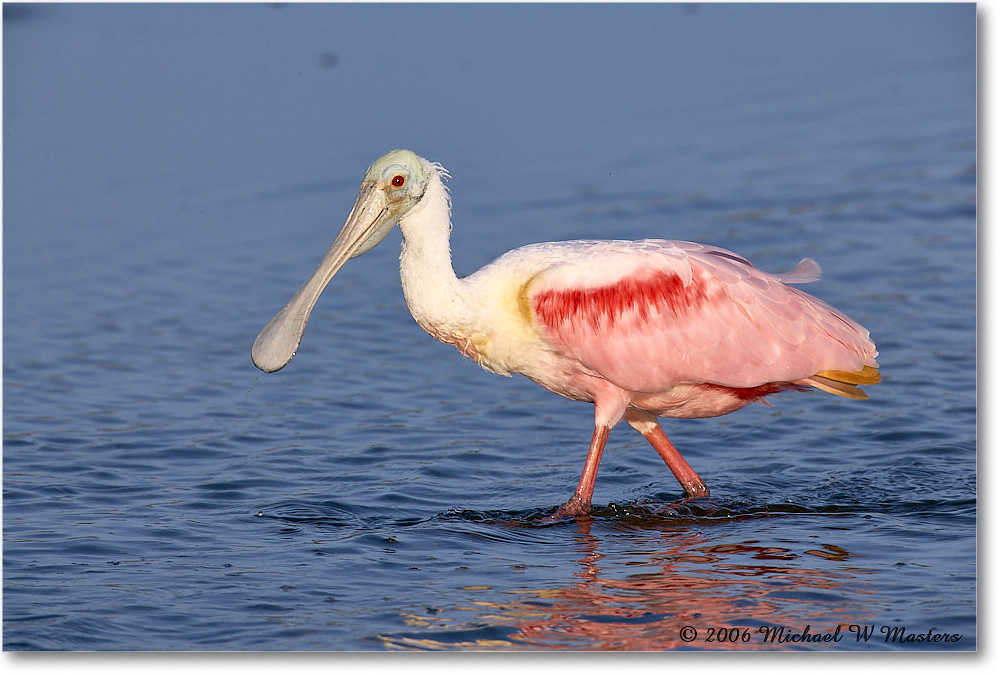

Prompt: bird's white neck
xmin=397 ymin=168 xmax=471 ymax=338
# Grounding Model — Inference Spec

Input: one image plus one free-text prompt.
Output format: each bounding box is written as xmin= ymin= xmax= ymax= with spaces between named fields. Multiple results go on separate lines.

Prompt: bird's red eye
xmin=391 ymin=175 xmax=405 ymax=187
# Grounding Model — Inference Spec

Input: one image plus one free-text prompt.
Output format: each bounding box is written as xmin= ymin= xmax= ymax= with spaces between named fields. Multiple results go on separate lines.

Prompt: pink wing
xmin=524 ymin=240 xmax=878 ymax=393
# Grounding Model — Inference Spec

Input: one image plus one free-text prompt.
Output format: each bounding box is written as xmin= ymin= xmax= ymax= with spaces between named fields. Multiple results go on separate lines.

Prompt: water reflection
xmin=379 ymin=517 xmax=875 ymax=650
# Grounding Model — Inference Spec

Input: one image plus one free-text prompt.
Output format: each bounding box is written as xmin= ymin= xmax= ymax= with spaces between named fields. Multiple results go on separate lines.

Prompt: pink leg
xmin=552 ymin=424 xmax=611 ymax=517
xmin=625 ymin=410 xmax=709 ymax=498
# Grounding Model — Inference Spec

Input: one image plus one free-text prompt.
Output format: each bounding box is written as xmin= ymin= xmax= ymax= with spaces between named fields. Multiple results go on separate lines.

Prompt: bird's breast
xmin=427 ymin=327 xmax=511 ymax=376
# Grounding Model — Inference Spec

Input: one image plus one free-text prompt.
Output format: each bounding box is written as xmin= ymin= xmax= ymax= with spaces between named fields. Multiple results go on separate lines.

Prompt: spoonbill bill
xmin=252 ymin=149 xmax=879 ymax=517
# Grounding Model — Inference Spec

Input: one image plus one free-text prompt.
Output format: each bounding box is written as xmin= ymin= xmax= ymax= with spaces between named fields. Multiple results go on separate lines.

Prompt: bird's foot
xmin=649 ymin=487 xmax=717 ymax=517
xmin=682 ymin=481 xmax=710 ymax=499
xmin=545 ymin=495 xmax=592 ymax=521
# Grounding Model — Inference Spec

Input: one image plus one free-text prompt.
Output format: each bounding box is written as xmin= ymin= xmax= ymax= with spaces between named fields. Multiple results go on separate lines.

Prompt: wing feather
xmin=521 ymin=240 xmax=878 ymax=393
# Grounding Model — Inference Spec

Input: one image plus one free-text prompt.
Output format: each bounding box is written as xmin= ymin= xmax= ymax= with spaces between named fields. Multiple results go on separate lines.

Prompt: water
xmin=3 ymin=3 xmax=976 ymax=652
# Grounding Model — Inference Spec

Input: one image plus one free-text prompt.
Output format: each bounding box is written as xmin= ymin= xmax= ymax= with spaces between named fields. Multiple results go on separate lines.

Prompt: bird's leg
xmin=552 ymin=424 xmax=611 ymax=518
xmin=625 ymin=410 xmax=710 ymax=498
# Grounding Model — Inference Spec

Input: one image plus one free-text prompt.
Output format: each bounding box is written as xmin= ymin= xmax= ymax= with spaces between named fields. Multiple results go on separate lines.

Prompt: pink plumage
xmin=520 ymin=240 xmax=875 ymax=401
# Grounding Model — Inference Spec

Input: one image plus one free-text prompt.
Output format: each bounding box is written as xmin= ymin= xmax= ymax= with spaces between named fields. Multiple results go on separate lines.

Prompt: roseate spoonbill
xmin=252 ymin=149 xmax=879 ymax=517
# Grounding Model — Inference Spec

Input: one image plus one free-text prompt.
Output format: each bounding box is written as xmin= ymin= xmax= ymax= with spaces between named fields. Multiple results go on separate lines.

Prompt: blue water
xmin=3 ymin=3 xmax=976 ymax=651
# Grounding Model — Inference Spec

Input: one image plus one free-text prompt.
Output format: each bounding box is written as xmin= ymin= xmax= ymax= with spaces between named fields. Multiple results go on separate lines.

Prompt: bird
xmin=252 ymin=149 xmax=880 ymax=518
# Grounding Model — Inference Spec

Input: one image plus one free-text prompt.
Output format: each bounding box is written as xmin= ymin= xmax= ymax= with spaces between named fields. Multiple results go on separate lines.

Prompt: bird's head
xmin=251 ymin=149 xmax=432 ymax=373
xmin=347 ymin=148 xmax=434 ymax=257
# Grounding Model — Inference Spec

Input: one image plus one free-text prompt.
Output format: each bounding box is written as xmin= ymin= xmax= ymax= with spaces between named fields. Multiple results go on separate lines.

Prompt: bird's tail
xmin=804 ymin=365 xmax=881 ymax=400
xmin=775 ymin=258 xmax=822 ymax=284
